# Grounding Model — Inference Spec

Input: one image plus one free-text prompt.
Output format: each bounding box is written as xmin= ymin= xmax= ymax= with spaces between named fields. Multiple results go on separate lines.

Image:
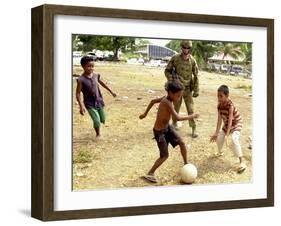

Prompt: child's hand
xmin=139 ymin=113 xmax=146 ymax=119
xmin=192 ymin=113 xmax=200 ymax=119
xmin=111 ymin=92 xmax=117 ymax=97
xmin=79 ymin=107 xmax=86 ymax=115
xmin=210 ymin=134 xmax=218 ymax=143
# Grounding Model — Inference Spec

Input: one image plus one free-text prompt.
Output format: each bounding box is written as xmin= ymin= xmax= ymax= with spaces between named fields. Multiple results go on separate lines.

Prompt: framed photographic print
xmin=31 ymin=4 xmax=274 ymax=221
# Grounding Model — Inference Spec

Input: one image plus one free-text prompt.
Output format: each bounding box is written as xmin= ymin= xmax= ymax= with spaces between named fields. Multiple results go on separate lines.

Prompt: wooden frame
xmin=31 ymin=4 xmax=274 ymax=221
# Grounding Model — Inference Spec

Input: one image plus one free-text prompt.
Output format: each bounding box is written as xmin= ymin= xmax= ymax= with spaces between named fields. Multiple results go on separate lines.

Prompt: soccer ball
xmin=180 ymin=163 xmax=198 ymax=184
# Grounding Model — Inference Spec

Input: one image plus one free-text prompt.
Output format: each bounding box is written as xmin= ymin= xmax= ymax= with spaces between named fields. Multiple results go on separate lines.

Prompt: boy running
xmin=76 ymin=55 xmax=116 ymax=138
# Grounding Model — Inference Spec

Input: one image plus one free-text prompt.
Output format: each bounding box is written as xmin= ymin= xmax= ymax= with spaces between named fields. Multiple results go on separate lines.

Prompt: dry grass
xmin=72 ymin=62 xmax=252 ymax=190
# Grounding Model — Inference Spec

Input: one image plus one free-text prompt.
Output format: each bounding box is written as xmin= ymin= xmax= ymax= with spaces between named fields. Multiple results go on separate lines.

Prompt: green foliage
xmin=191 ymin=41 xmax=217 ymax=69
xmin=136 ymin=38 xmax=151 ymax=46
xmin=76 ymin=35 xmax=136 ymax=60
xmin=76 ymin=35 xmax=252 ymax=65
xmin=240 ymin=43 xmax=252 ymax=63
xmin=216 ymin=42 xmax=245 ymax=61
xmin=165 ymin=40 xmax=251 ymax=69
xmin=72 ymin=35 xmax=82 ymax=51
xmin=165 ymin=40 xmax=181 ymax=52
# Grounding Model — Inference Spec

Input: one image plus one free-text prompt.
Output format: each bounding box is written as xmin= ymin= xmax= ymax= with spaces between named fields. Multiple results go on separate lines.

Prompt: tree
xmin=216 ymin=42 xmax=245 ymax=62
xmin=72 ymin=35 xmax=82 ymax=51
xmin=165 ymin=40 xmax=181 ymax=52
xmin=135 ymin=38 xmax=151 ymax=47
xmin=240 ymin=43 xmax=252 ymax=63
xmin=76 ymin=35 xmax=136 ymax=60
xmin=191 ymin=41 xmax=217 ymax=68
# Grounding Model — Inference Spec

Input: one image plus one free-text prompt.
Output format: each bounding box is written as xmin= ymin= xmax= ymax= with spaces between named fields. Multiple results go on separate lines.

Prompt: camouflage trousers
xmin=172 ymin=89 xmax=196 ymax=128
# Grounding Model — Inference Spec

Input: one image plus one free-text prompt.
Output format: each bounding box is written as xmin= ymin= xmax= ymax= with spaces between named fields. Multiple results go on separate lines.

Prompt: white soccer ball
xmin=180 ymin=163 xmax=198 ymax=184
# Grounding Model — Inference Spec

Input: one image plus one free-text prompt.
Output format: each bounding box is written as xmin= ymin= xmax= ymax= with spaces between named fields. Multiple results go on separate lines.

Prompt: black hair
xmin=80 ymin=55 xmax=94 ymax=66
xmin=218 ymin=85 xmax=229 ymax=95
xmin=166 ymin=80 xmax=184 ymax=93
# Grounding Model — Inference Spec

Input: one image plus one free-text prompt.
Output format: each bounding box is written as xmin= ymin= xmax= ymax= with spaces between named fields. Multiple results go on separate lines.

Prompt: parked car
xmin=220 ymin=64 xmax=231 ymax=73
xmin=229 ymin=65 xmax=243 ymax=75
xmin=207 ymin=63 xmax=220 ymax=72
xmin=240 ymin=69 xmax=252 ymax=78
xmin=127 ymin=58 xmax=144 ymax=65
xmin=144 ymin=59 xmax=167 ymax=67
xmin=94 ymin=50 xmax=105 ymax=60
xmin=86 ymin=52 xmax=98 ymax=61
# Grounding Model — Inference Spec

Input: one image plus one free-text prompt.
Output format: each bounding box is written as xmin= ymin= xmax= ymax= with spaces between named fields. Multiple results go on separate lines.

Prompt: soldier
xmin=164 ymin=40 xmax=199 ymax=138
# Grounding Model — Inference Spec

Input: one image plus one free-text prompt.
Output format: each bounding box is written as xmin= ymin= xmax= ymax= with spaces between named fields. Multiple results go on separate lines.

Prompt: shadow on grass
xmin=197 ymin=155 xmax=233 ymax=178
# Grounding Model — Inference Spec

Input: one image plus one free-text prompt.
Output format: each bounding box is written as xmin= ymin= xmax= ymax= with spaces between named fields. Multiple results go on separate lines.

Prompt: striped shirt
xmin=217 ymin=99 xmax=242 ymax=133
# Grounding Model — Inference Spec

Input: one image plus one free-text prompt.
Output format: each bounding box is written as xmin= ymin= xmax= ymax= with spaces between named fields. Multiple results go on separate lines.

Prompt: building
xmin=137 ymin=44 xmax=177 ymax=60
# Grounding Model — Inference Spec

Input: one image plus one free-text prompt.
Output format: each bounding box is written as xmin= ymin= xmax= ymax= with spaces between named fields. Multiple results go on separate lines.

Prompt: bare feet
xmin=214 ymin=151 xmax=224 ymax=157
xmin=237 ymin=162 xmax=247 ymax=173
xmin=142 ymin=174 xmax=157 ymax=183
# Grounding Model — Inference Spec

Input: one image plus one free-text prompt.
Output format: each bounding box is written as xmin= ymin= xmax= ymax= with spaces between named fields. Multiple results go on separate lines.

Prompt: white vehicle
xmin=144 ymin=59 xmax=167 ymax=67
xmin=72 ymin=51 xmax=83 ymax=65
xmin=86 ymin=52 xmax=98 ymax=61
xmin=207 ymin=62 xmax=220 ymax=72
xmin=127 ymin=58 xmax=142 ymax=65
xmin=220 ymin=64 xmax=231 ymax=73
xmin=95 ymin=50 xmax=104 ymax=60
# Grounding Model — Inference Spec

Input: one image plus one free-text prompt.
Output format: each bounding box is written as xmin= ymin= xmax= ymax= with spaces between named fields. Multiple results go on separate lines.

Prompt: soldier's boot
xmin=191 ymin=126 xmax=198 ymax=138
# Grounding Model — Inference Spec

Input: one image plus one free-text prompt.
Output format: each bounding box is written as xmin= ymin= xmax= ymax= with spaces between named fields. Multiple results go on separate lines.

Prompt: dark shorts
xmin=153 ymin=125 xmax=182 ymax=158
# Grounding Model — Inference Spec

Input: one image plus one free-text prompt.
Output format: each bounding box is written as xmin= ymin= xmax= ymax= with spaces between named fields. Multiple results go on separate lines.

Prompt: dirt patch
xmin=73 ymin=62 xmax=252 ymax=190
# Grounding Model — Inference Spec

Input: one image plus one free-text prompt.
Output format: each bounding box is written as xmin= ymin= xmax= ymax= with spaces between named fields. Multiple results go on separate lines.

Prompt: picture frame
xmin=31 ymin=4 xmax=274 ymax=221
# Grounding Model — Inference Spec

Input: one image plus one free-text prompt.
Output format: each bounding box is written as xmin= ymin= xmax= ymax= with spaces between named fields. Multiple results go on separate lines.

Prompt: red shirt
xmin=217 ymin=99 xmax=242 ymax=133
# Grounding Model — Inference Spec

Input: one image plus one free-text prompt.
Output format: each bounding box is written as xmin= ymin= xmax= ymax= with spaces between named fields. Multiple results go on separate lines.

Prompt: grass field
xmin=72 ymin=62 xmax=252 ymax=190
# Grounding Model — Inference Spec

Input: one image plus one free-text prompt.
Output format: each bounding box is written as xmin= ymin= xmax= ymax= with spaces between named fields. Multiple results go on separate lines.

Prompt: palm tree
xmin=217 ymin=42 xmax=245 ymax=62
xmin=240 ymin=43 xmax=252 ymax=63
xmin=192 ymin=41 xmax=217 ymax=69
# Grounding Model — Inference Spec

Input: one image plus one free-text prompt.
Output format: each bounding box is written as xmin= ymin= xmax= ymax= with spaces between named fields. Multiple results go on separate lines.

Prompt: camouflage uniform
xmin=164 ymin=40 xmax=199 ymax=136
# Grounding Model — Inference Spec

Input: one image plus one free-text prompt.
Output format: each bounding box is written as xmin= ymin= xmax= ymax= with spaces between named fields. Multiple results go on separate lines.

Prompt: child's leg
xmin=87 ymin=108 xmax=101 ymax=137
xmin=97 ymin=107 xmax=106 ymax=124
xmin=231 ymin=131 xmax=246 ymax=173
xmin=148 ymin=156 xmax=169 ymax=175
xmin=166 ymin=125 xmax=188 ymax=164
xmin=148 ymin=133 xmax=169 ymax=176
xmin=216 ymin=130 xmax=225 ymax=155
xmin=178 ymin=141 xmax=188 ymax=165
xmin=94 ymin=127 xmax=100 ymax=137
xmin=231 ymin=131 xmax=243 ymax=163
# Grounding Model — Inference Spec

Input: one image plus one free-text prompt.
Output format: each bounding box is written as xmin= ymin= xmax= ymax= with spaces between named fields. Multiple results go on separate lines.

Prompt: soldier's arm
xmin=164 ymin=57 xmax=174 ymax=81
xmin=192 ymin=59 xmax=199 ymax=96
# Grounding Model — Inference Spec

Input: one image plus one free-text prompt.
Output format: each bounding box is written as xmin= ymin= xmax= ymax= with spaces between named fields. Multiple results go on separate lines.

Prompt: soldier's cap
xmin=180 ymin=40 xmax=192 ymax=48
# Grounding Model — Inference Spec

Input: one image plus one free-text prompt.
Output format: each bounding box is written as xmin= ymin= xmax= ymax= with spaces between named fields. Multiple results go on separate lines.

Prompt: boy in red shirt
xmin=210 ymin=85 xmax=247 ymax=173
